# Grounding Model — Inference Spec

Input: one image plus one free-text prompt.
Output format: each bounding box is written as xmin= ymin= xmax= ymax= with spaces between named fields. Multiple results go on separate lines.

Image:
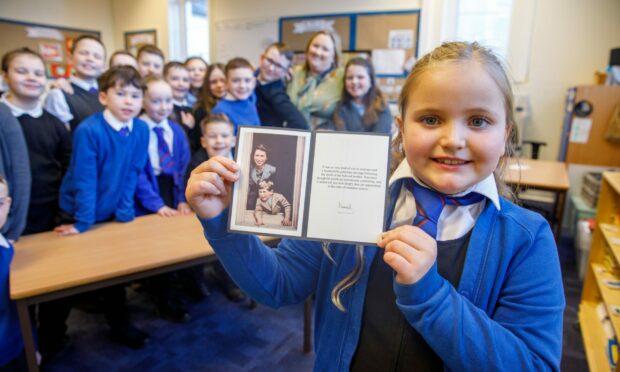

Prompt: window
xmin=455 ymin=0 xmax=513 ymax=59
xmin=168 ymin=0 xmax=209 ymax=61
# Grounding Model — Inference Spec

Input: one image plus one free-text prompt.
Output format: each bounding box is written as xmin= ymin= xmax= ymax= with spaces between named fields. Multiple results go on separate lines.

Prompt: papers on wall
xmin=372 ymin=49 xmax=406 ymax=75
xmin=26 ymin=27 xmax=63 ymax=41
xmin=388 ymin=29 xmax=414 ymax=49
xmin=293 ymin=19 xmax=336 ymax=34
xmin=570 ymin=117 xmax=593 ymax=143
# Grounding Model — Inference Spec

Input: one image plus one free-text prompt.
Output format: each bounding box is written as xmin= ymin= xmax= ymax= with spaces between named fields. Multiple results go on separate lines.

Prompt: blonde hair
xmin=329 ymin=41 xmax=517 ymax=312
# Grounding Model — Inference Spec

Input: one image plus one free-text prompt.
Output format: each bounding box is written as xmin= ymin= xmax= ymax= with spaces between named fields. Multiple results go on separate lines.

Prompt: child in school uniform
xmin=184 ymin=56 xmax=208 ymax=106
xmin=253 ymin=180 xmax=292 ymax=226
xmin=328 ymin=57 xmax=392 ymax=134
xmin=186 ymin=113 xmax=235 ymax=175
xmin=39 ymin=66 xmax=150 ymax=357
xmin=255 ymin=43 xmax=308 ymax=129
xmin=109 ymin=50 xmax=138 ymax=69
xmin=0 ymin=102 xmax=30 ymax=242
xmin=137 ymin=44 xmax=165 ymax=78
xmin=186 ymin=113 xmax=247 ymax=303
xmin=164 ymin=62 xmax=200 ymax=153
xmin=186 ymin=41 xmax=565 ymax=370
xmin=44 ymin=35 xmax=106 ymax=132
xmin=0 ymin=176 xmax=27 ymax=371
xmin=134 ymin=75 xmax=201 ymax=320
xmin=193 ymin=62 xmax=226 ymax=130
xmin=211 ymin=58 xmax=260 ymax=134
xmin=1 ymin=48 xmax=72 ymax=235
xmin=135 ymin=75 xmax=191 ymax=217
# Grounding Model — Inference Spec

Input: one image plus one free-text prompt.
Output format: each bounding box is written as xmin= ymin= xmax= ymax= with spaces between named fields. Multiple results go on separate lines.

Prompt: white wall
xmin=0 ymin=0 xmax=115 ymax=52
xmin=110 ymin=0 xmax=170 ymax=59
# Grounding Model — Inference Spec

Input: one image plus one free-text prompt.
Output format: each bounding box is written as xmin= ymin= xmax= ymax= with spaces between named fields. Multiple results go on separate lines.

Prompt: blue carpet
xmin=41 ymin=273 xmax=315 ymax=371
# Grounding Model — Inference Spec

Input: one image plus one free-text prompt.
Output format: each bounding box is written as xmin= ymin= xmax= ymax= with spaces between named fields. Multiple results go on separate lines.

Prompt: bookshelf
xmin=580 ymin=172 xmax=620 ymax=371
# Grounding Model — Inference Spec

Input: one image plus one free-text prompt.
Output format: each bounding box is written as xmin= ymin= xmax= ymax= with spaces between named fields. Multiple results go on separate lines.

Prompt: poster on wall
xmin=38 ymin=42 xmax=63 ymax=62
xmin=124 ymin=29 xmax=157 ymax=56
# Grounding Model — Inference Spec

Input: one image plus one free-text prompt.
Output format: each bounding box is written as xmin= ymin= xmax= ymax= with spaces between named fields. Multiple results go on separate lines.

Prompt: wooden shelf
xmin=579 ymin=301 xmax=612 ymax=372
xmin=592 ymin=263 xmax=620 ymax=337
xmin=605 ymin=173 xmax=620 ymax=196
xmin=581 ymin=172 xmax=620 ymax=371
xmin=601 ymin=223 xmax=620 ymax=262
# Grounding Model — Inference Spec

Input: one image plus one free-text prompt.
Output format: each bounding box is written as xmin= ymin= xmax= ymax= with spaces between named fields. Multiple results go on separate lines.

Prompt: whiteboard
xmin=215 ymin=18 xmax=278 ymax=66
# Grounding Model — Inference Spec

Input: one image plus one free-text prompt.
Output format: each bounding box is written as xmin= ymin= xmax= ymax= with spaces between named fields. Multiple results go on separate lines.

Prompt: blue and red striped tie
xmin=153 ymin=126 xmax=174 ymax=175
xmin=403 ymin=178 xmax=485 ymax=239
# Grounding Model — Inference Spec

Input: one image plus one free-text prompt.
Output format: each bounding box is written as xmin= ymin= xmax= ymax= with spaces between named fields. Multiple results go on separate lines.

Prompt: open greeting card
xmin=228 ymin=126 xmax=391 ymax=245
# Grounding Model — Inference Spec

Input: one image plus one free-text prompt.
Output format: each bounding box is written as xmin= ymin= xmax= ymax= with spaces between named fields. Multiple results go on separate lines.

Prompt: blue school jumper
xmin=200 ymin=194 xmax=565 ymax=371
xmin=59 ymin=112 xmax=149 ymax=232
xmin=0 ymin=239 xmax=23 ymax=366
xmin=134 ymin=120 xmax=191 ymax=215
xmin=211 ymin=93 xmax=260 ymax=134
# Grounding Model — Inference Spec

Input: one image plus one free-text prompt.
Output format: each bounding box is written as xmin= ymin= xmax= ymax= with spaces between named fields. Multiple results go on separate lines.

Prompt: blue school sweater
xmin=134 ymin=120 xmax=191 ymax=215
xmin=211 ymin=93 xmax=260 ymax=134
xmin=0 ymin=239 xmax=23 ymax=366
xmin=59 ymin=112 xmax=149 ymax=232
xmin=201 ymin=196 xmax=565 ymax=371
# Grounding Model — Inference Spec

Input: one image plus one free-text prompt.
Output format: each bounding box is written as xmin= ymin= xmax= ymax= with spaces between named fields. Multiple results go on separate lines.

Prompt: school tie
xmin=118 ymin=125 xmax=130 ymax=137
xmin=88 ymin=87 xmax=98 ymax=94
xmin=403 ymin=178 xmax=485 ymax=239
xmin=153 ymin=126 xmax=174 ymax=175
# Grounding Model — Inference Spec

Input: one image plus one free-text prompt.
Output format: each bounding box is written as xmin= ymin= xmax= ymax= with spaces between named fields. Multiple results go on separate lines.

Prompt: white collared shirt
xmin=44 ymin=75 xmax=98 ymax=124
xmin=140 ymin=114 xmax=174 ymax=175
xmin=69 ymin=75 xmax=98 ymax=92
xmin=0 ymin=95 xmax=43 ymax=118
xmin=172 ymin=98 xmax=189 ymax=107
xmin=389 ymin=159 xmax=501 ymax=241
xmin=103 ymin=109 xmax=132 ymax=132
xmin=0 ymin=233 xmax=9 ymax=249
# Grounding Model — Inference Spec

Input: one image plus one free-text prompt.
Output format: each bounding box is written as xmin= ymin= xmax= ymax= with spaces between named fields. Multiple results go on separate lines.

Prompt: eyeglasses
xmin=265 ymin=56 xmax=289 ymax=72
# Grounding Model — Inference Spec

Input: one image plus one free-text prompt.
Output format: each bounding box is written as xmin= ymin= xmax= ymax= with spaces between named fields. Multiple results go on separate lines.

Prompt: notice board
xmin=0 ymin=18 xmax=100 ymax=78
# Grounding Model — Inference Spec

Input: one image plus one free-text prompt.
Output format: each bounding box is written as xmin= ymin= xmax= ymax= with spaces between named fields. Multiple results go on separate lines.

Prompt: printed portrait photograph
xmin=229 ymin=126 xmax=311 ymax=237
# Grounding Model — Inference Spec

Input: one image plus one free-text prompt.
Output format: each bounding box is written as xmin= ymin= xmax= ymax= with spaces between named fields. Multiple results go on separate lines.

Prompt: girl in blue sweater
xmin=186 ymin=42 xmax=565 ymax=371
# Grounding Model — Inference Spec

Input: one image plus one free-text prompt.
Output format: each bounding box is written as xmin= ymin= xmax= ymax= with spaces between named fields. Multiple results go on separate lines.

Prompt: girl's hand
xmin=158 ymin=206 xmax=179 ymax=217
xmin=180 ymin=111 xmax=195 ymax=129
xmin=51 ymin=78 xmax=74 ymax=94
xmin=377 ymin=225 xmax=437 ymax=285
xmin=281 ymin=218 xmax=292 ymax=226
xmin=54 ymin=224 xmax=80 ymax=236
xmin=185 ymin=156 xmax=239 ymax=219
xmin=177 ymin=202 xmax=192 ymax=215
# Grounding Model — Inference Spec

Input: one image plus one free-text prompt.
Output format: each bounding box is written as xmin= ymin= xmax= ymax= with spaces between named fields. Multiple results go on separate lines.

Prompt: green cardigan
xmin=287 ymin=65 xmax=344 ymax=130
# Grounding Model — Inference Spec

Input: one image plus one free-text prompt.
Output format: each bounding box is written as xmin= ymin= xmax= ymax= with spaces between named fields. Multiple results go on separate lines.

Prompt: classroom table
xmin=504 ymin=157 xmax=571 ymax=241
xmin=9 ymin=213 xmax=292 ymax=372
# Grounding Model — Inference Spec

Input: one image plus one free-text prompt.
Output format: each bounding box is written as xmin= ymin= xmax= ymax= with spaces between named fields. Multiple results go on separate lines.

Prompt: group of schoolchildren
xmin=0 ymin=34 xmax=342 ymax=370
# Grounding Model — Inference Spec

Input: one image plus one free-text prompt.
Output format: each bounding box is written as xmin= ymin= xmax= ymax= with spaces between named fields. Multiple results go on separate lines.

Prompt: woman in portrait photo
xmin=247 ymin=144 xmax=276 ymax=209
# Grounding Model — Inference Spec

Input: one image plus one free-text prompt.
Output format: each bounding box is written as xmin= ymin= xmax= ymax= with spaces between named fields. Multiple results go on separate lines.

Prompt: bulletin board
xmin=0 ymin=18 xmax=100 ymax=79
xmin=279 ymin=15 xmax=351 ymax=52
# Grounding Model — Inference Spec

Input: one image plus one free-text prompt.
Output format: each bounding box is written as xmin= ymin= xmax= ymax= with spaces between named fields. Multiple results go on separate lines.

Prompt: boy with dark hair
xmin=255 ymin=43 xmax=308 ymax=129
xmin=44 ymin=35 xmax=106 ymax=132
xmin=39 ymin=66 xmax=150 ymax=358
